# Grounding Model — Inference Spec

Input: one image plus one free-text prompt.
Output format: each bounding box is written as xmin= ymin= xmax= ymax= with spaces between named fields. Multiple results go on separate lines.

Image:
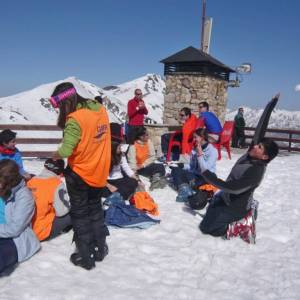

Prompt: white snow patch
xmin=1 ymin=151 xmax=300 ymax=300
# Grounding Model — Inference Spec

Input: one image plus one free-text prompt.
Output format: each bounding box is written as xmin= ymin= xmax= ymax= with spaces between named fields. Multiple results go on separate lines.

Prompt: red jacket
xmin=182 ymin=114 xmax=197 ymax=154
xmin=127 ymin=97 xmax=148 ymax=126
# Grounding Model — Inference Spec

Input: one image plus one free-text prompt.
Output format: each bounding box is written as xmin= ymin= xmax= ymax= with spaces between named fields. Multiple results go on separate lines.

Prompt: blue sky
xmin=0 ymin=0 xmax=299 ymax=109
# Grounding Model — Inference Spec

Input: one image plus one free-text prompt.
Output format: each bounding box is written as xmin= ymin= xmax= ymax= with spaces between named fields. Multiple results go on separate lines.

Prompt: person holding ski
xmin=199 ymin=138 xmax=278 ymax=237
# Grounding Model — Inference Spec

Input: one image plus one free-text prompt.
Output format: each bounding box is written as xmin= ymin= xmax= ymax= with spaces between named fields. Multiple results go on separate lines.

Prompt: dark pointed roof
xmin=160 ymin=46 xmax=235 ymax=73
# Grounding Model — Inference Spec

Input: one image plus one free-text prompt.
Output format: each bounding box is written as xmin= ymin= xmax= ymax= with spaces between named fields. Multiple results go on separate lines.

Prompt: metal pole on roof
xmin=201 ymin=0 xmax=206 ymax=51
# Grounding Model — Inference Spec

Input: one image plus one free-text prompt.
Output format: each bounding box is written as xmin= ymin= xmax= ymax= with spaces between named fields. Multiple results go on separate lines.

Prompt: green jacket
xmin=234 ymin=113 xmax=246 ymax=128
xmin=58 ymin=100 xmax=102 ymax=158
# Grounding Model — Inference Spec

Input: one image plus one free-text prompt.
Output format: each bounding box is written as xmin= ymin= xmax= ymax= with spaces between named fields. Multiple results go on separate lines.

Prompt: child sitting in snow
xmin=27 ymin=159 xmax=72 ymax=241
xmin=170 ymin=128 xmax=218 ymax=202
xmin=0 ymin=129 xmax=32 ymax=180
xmin=0 ymin=159 xmax=40 ymax=275
xmin=103 ymin=132 xmax=139 ymax=203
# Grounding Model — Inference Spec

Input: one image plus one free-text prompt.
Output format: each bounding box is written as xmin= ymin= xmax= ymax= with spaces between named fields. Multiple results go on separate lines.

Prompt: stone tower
xmin=160 ymin=46 xmax=235 ymax=125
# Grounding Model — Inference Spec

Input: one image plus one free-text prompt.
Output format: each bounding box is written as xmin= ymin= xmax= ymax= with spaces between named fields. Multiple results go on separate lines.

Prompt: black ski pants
xmin=137 ymin=163 xmax=165 ymax=178
xmin=65 ymin=167 xmax=109 ymax=248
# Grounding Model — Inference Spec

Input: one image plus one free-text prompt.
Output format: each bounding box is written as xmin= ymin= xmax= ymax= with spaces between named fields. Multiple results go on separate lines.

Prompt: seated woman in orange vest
xmin=27 ymin=159 xmax=71 ymax=241
xmin=127 ymin=127 xmax=167 ymax=190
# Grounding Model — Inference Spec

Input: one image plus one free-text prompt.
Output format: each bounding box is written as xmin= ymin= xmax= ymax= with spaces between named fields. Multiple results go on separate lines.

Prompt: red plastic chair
xmin=166 ymin=131 xmax=182 ymax=161
xmin=166 ymin=118 xmax=205 ymax=161
xmin=214 ymin=121 xmax=235 ymax=160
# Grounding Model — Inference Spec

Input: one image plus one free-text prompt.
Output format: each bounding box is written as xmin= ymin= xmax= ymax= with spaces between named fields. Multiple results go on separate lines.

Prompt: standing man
xmin=198 ymin=101 xmax=222 ymax=143
xmin=232 ymin=107 xmax=246 ymax=148
xmin=127 ymin=89 xmax=148 ymax=144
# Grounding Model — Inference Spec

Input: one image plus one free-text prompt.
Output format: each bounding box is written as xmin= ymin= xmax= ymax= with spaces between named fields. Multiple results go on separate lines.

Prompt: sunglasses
xmin=136 ymin=93 xmax=142 ymax=96
xmin=179 ymin=114 xmax=186 ymax=117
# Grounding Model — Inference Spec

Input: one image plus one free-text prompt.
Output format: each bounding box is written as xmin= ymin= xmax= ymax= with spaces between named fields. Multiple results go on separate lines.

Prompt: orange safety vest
xmin=134 ymin=142 xmax=149 ymax=167
xmin=182 ymin=114 xmax=197 ymax=154
xmin=27 ymin=177 xmax=61 ymax=241
xmin=67 ymin=106 xmax=111 ymax=187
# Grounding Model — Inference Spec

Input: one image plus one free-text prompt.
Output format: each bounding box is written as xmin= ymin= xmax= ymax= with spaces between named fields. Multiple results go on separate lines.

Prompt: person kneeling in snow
xmin=199 ymin=138 xmax=278 ymax=237
xmin=27 ymin=159 xmax=72 ymax=241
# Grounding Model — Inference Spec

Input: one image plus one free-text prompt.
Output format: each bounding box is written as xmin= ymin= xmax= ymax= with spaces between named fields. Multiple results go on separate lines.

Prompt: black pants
xmin=232 ymin=127 xmax=245 ymax=148
xmin=0 ymin=238 xmax=18 ymax=274
xmin=103 ymin=177 xmax=138 ymax=200
xmin=161 ymin=132 xmax=182 ymax=160
xmin=65 ymin=167 xmax=109 ymax=250
xmin=199 ymin=194 xmax=245 ymax=237
xmin=137 ymin=163 xmax=165 ymax=177
xmin=46 ymin=214 xmax=72 ymax=241
xmin=127 ymin=125 xmax=143 ymax=144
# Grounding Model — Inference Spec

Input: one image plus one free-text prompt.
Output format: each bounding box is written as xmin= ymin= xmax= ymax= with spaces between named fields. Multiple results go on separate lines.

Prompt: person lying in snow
xmin=199 ymin=138 xmax=279 ymax=237
xmin=170 ymin=128 xmax=218 ymax=202
xmin=27 ymin=159 xmax=72 ymax=242
xmin=0 ymin=159 xmax=40 ymax=275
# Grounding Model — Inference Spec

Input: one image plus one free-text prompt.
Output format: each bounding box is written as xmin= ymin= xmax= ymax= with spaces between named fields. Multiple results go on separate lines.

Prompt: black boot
xmin=70 ymin=240 xmax=95 ymax=270
xmin=93 ymin=237 xmax=109 ymax=262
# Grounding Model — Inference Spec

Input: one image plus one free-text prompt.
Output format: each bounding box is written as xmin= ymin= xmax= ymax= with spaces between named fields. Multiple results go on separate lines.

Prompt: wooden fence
xmin=0 ymin=124 xmax=61 ymax=158
xmin=244 ymin=127 xmax=300 ymax=152
xmin=0 ymin=124 xmax=299 ymax=158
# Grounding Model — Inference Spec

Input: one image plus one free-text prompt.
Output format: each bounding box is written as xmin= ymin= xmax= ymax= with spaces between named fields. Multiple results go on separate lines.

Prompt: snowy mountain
xmin=0 ymin=74 xmax=299 ymax=129
xmin=226 ymin=106 xmax=300 ymax=129
xmin=0 ymin=74 xmax=165 ymax=126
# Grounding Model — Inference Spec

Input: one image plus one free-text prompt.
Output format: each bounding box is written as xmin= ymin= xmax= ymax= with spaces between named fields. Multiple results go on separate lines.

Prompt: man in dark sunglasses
xmin=127 ymin=89 xmax=148 ymax=144
xmin=160 ymin=107 xmax=197 ymax=161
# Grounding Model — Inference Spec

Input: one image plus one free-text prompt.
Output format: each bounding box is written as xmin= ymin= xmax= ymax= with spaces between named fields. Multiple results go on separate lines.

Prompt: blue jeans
xmin=0 ymin=238 xmax=18 ymax=274
xmin=199 ymin=194 xmax=245 ymax=237
xmin=171 ymin=167 xmax=205 ymax=189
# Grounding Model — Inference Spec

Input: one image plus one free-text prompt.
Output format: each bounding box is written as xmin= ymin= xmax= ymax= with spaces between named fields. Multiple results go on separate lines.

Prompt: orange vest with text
xmin=67 ymin=106 xmax=111 ymax=187
xmin=134 ymin=142 xmax=149 ymax=167
xmin=28 ymin=177 xmax=61 ymax=241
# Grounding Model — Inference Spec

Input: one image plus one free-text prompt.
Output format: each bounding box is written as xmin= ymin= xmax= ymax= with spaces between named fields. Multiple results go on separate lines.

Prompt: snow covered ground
xmin=1 ymin=150 xmax=300 ymax=300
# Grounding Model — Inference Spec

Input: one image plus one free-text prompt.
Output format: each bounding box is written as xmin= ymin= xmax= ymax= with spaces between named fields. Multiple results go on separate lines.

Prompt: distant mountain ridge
xmin=0 ymin=74 xmax=299 ymax=129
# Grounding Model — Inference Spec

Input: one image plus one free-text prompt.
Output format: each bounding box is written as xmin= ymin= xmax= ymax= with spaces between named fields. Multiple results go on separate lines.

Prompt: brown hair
xmin=51 ymin=82 xmax=87 ymax=129
xmin=194 ymin=128 xmax=209 ymax=142
xmin=110 ymin=141 xmax=122 ymax=172
xmin=0 ymin=159 xmax=22 ymax=198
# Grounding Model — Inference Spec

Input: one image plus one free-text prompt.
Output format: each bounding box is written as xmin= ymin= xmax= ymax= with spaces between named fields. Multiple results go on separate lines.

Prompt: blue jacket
xmin=184 ymin=143 xmax=218 ymax=175
xmin=0 ymin=148 xmax=26 ymax=175
xmin=0 ymin=180 xmax=40 ymax=262
xmin=105 ymin=202 xmax=160 ymax=229
xmin=0 ymin=197 xmax=5 ymax=224
xmin=200 ymin=111 xmax=222 ymax=134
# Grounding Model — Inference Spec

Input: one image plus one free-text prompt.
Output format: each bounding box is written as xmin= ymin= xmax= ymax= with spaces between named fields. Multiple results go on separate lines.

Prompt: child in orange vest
xmin=28 ymin=159 xmax=71 ymax=241
xmin=50 ymin=82 xmax=111 ymax=270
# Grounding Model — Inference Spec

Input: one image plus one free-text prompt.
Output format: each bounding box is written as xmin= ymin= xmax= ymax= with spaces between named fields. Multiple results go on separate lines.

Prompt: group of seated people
xmin=0 ymin=98 xmax=279 ymax=274
xmin=161 ymin=101 xmax=222 ymax=161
